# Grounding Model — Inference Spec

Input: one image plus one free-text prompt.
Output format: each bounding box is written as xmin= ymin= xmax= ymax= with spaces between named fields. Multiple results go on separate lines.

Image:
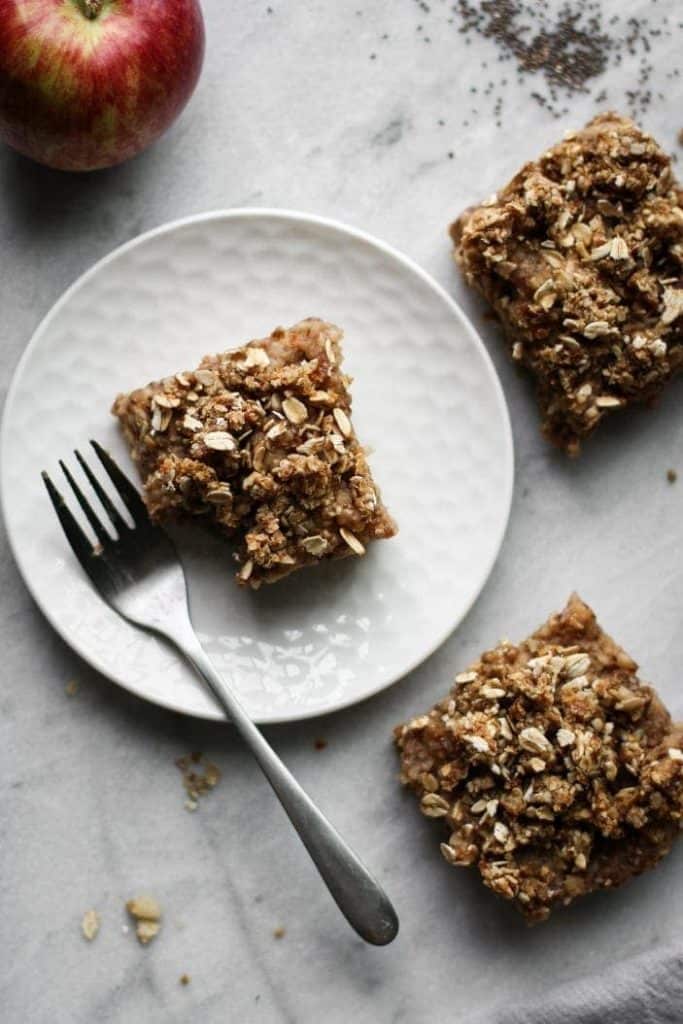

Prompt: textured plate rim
xmin=0 ymin=207 xmax=514 ymax=723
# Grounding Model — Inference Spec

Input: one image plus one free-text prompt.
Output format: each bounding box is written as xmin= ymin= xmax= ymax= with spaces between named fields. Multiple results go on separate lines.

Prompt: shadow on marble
xmin=1 ymin=143 xmax=161 ymax=246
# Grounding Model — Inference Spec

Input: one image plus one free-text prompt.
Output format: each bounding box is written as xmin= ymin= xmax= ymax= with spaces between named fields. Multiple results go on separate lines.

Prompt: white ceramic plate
xmin=1 ymin=210 xmax=513 ymax=722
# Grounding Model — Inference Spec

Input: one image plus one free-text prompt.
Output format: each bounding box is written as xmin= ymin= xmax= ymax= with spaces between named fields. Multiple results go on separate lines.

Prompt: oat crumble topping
xmin=395 ymin=594 xmax=683 ymax=921
xmin=452 ymin=113 xmax=683 ymax=455
xmin=112 ymin=319 xmax=396 ymax=586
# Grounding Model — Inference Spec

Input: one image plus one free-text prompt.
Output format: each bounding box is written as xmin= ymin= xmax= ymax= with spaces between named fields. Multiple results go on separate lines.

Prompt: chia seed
xmin=411 ymin=0 xmax=681 ymax=122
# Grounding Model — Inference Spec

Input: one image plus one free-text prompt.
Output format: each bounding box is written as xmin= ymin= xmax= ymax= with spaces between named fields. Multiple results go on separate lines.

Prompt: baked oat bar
xmin=395 ymin=594 xmax=683 ymax=922
xmin=452 ymin=113 xmax=683 ymax=455
xmin=112 ymin=318 xmax=396 ymax=587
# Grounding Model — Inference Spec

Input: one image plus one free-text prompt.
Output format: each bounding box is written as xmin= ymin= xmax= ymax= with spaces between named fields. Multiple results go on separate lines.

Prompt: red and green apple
xmin=0 ymin=0 xmax=205 ymax=171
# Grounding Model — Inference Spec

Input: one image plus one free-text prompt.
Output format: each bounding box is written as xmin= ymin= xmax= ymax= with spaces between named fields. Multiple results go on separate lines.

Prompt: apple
xmin=0 ymin=0 xmax=205 ymax=171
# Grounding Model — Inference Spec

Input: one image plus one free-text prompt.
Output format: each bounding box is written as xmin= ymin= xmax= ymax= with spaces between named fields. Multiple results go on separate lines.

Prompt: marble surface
xmin=1 ymin=2 xmax=682 ymax=1022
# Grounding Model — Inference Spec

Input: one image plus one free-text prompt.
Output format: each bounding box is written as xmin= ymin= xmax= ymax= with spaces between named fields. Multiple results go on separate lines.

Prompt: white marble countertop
xmin=2 ymin=2 xmax=683 ymax=1021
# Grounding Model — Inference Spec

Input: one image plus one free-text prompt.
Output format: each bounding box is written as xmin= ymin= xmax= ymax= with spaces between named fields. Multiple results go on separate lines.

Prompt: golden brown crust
xmin=452 ymin=112 xmax=683 ymax=455
xmin=112 ymin=319 xmax=396 ymax=586
xmin=395 ymin=594 xmax=683 ymax=921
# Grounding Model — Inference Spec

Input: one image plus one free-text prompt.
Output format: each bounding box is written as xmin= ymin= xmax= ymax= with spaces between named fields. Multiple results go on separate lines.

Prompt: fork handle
xmin=172 ymin=630 xmax=399 ymax=946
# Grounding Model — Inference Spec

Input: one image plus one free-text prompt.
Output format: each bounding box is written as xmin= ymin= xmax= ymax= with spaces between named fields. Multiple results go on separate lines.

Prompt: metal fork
xmin=43 ymin=440 xmax=398 ymax=946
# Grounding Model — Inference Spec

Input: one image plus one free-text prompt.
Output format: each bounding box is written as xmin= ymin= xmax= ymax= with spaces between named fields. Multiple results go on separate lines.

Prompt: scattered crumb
xmin=314 ymin=738 xmax=327 ymax=751
xmin=81 ymin=909 xmax=100 ymax=941
xmin=273 ymin=926 xmax=286 ymax=940
xmin=127 ymin=895 xmax=161 ymax=920
xmin=126 ymin=895 xmax=162 ymax=945
xmin=678 ymin=129 xmax=683 ymax=147
xmin=136 ymin=920 xmax=160 ymax=945
xmin=667 ymin=469 xmax=678 ymax=483
xmin=65 ymin=679 xmax=79 ymax=697
xmin=176 ymin=753 xmax=221 ymax=808
xmin=180 ymin=973 xmax=191 ymax=986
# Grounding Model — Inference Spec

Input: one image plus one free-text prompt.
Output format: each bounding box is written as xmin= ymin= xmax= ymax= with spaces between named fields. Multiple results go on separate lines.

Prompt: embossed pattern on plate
xmin=1 ymin=210 xmax=513 ymax=722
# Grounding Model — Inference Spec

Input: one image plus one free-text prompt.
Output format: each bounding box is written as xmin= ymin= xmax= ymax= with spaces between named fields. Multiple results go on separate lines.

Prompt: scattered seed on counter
xmin=410 ymin=0 xmax=682 ymax=122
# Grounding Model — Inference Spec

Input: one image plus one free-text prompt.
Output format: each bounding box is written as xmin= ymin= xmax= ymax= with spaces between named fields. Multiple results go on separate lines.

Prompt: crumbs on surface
xmin=273 ymin=926 xmax=286 ymax=940
xmin=667 ymin=468 xmax=678 ymax=483
xmin=314 ymin=738 xmax=328 ymax=751
xmin=81 ymin=909 xmax=100 ymax=941
xmin=65 ymin=679 xmax=79 ymax=697
xmin=126 ymin=895 xmax=162 ymax=945
xmin=179 ymin=973 xmax=191 ymax=986
xmin=176 ymin=752 xmax=221 ymax=811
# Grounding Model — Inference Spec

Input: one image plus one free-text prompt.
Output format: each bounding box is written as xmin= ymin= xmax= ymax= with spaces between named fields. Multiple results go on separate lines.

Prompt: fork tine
xmin=59 ymin=460 xmax=113 ymax=546
xmin=42 ymin=471 xmax=97 ymax=569
xmin=89 ymin=440 xmax=149 ymax=526
xmin=74 ymin=449 xmax=128 ymax=535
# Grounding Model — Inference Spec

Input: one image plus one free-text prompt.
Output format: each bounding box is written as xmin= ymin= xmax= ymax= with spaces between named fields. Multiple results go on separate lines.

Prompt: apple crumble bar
xmin=395 ymin=595 xmax=683 ymax=922
xmin=452 ymin=113 xmax=683 ymax=455
xmin=112 ymin=318 xmax=396 ymax=586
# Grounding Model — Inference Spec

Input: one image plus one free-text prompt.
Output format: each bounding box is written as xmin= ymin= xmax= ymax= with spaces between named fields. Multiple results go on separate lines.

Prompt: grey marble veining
xmin=2 ymin=2 xmax=683 ymax=1022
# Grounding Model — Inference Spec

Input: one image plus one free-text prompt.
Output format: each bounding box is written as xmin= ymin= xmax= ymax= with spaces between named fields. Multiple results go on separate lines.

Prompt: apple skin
xmin=0 ymin=0 xmax=205 ymax=171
